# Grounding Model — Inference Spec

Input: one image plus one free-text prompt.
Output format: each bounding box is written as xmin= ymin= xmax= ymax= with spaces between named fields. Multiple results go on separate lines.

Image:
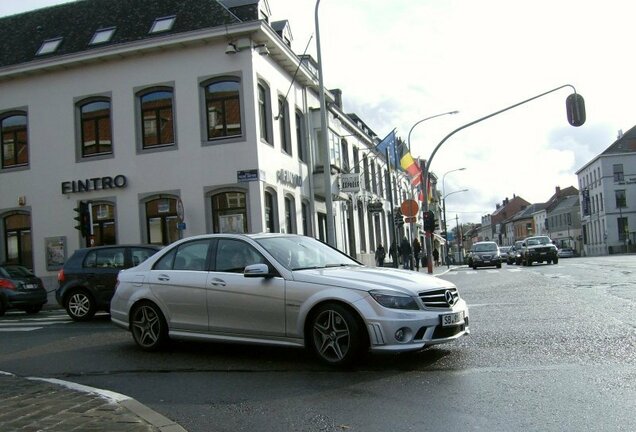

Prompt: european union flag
xmin=376 ymin=129 xmax=397 ymax=166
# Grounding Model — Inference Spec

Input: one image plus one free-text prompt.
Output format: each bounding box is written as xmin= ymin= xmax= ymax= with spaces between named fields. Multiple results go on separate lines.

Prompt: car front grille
xmin=418 ymin=288 xmax=459 ymax=309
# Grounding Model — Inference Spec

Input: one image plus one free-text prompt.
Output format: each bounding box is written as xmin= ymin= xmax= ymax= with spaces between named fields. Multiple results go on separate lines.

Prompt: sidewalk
xmin=0 ymin=372 xmax=187 ymax=432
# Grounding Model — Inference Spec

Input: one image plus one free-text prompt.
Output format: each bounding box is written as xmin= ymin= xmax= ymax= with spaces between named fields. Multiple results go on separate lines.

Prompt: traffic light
xmin=73 ymin=201 xmax=91 ymax=237
xmin=423 ymin=210 xmax=436 ymax=232
xmin=393 ymin=209 xmax=403 ymax=226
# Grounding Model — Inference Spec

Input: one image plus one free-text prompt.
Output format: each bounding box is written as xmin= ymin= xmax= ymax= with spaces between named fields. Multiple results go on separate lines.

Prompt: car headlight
xmin=369 ymin=290 xmax=419 ymax=310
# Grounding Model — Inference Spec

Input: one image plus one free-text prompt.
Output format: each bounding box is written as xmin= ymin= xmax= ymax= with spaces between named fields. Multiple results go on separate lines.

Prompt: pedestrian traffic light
xmin=423 ymin=210 xmax=436 ymax=232
xmin=73 ymin=201 xmax=91 ymax=237
xmin=393 ymin=209 xmax=403 ymax=226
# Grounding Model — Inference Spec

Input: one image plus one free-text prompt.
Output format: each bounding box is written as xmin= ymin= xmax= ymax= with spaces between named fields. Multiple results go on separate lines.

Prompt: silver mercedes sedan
xmin=110 ymin=233 xmax=469 ymax=367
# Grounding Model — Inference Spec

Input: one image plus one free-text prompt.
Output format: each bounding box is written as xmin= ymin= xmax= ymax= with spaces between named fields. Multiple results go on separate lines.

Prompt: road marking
xmin=0 ymin=310 xmax=72 ymax=332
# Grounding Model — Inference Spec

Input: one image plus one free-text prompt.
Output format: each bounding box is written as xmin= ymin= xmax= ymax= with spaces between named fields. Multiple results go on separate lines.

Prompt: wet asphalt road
xmin=1 ymin=255 xmax=634 ymax=431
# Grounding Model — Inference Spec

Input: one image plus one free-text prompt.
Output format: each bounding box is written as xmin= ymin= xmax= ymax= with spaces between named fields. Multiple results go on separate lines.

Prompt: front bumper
xmin=363 ymin=298 xmax=470 ymax=353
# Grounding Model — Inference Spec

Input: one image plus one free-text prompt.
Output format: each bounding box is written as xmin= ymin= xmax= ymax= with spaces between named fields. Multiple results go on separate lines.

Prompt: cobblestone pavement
xmin=0 ymin=372 xmax=187 ymax=432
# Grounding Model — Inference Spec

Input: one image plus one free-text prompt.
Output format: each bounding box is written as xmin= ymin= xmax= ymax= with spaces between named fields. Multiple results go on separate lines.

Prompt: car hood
xmin=291 ymin=266 xmax=455 ymax=295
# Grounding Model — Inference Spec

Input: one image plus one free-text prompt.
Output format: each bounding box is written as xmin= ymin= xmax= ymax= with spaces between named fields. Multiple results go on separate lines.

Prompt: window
xmin=139 ymin=89 xmax=174 ymax=149
xmin=278 ymin=96 xmax=291 ymax=155
xmin=146 ymin=197 xmax=179 ymax=245
xmin=79 ymin=99 xmax=112 ymax=157
xmin=215 ymin=239 xmax=266 ymax=273
xmin=363 ymin=156 xmax=370 ymax=190
xmin=264 ymin=190 xmax=276 ymax=233
xmin=150 ymin=16 xmax=175 ymax=33
xmin=329 ymin=130 xmax=341 ymax=168
xmin=3 ymin=213 xmax=32 ymax=269
xmin=1 ymin=112 xmax=28 ymax=168
xmin=284 ymin=196 xmax=296 ymax=234
xmin=301 ymin=201 xmax=310 ymax=236
xmin=85 ymin=247 xmax=126 ymax=269
xmin=204 ymin=79 xmax=242 ymax=140
xmin=615 ymin=190 xmax=626 ymax=208
xmin=36 ymin=38 xmax=62 ymax=55
xmin=90 ymin=27 xmax=116 ymax=45
xmin=212 ymin=191 xmax=247 ymax=233
xmin=258 ymin=82 xmax=272 ymax=144
xmin=613 ymin=164 xmax=624 ymax=182
xmin=295 ymin=110 xmax=306 ymax=162
xmin=618 ymin=217 xmax=629 ymax=242
xmin=341 ymin=139 xmax=350 ymax=173
xmin=371 ymin=163 xmax=377 ymax=195
xmin=90 ymin=202 xmax=116 ymax=246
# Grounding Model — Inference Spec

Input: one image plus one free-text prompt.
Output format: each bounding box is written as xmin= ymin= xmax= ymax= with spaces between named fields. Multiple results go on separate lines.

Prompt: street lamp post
xmin=315 ymin=0 xmax=335 ymax=246
xmin=406 ymin=111 xmax=459 ymax=268
xmin=443 ymin=188 xmax=468 ymax=268
xmin=442 ymin=168 xmax=466 ymax=267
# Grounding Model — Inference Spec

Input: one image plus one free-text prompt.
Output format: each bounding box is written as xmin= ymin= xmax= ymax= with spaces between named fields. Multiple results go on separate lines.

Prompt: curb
xmin=1 ymin=371 xmax=187 ymax=432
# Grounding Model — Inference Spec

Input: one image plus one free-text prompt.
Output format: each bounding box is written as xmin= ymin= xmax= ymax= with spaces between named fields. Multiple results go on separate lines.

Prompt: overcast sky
xmin=2 ymin=0 xmax=633 ymax=224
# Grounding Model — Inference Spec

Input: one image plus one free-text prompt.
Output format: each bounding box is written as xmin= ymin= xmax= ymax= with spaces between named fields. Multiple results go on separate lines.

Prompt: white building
xmin=576 ymin=127 xmax=636 ymax=255
xmin=0 ymin=0 xmax=416 ymax=289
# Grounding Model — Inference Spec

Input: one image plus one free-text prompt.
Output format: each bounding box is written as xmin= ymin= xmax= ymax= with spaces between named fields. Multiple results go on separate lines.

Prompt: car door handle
xmin=157 ymin=274 xmax=170 ymax=281
xmin=209 ymin=278 xmax=226 ymax=287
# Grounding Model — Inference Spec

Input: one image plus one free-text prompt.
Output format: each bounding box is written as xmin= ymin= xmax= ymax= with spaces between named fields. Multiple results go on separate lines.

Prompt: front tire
xmin=131 ymin=302 xmax=168 ymax=351
xmin=309 ymin=303 xmax=365 ymax=367
xmin=65 ymin=290 xmax=96 ymax=321
xmin=553 ymin=257 xmax=558 ymax=264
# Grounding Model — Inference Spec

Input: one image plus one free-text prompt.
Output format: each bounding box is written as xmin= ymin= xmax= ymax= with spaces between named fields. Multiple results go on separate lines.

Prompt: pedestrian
xmin=400 ymin=236 xmax=412 ymax=270
xmin=433 ymin=247 xmax=440 ymax=266
xmin=375 ymin=244 xmax=386 ymax=267
xmin=412 ymin=238 xmax=421 ymax=271
xmin=389 ymin=242 xmax=398 ymax=266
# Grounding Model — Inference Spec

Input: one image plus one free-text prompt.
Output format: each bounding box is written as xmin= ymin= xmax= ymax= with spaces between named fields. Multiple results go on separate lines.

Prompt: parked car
xmin=499 ymin=246 xmax=511 ymax=263
xmin=557 ymin=248 xmax=576 ymax=258
xmin=507 ymin=241 xmax=525 ymax=265
xmin=0 ymin=264 xmax=47 ymax=316
xmin=520 ymin=236 xmax=558 ymax=266
xmin=56 ymin=244 xmax=161 ymax=321
xmin=110 ymin=233 xmax=470 ymax=367
xmin=467 ymin=241 xmax=502 ymax=269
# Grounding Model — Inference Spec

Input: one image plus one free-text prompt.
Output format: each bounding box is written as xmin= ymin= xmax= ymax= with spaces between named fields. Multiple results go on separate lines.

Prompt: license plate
xmin=441 ymin=311 xmax=464 ymax=327
xmin=25 ymin=284 xmax=38 ymax=290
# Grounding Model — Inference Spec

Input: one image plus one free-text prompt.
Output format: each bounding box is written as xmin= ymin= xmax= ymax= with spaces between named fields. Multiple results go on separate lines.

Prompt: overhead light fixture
xmin=225 ymin=43 xmax=238 ymax=55
xmin=254 ymin=44 xmax=269 ymax=56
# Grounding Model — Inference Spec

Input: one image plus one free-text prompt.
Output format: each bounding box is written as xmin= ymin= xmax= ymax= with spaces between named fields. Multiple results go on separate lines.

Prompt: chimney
xmin=330 ymin=89 xmax=343 ymax=109
xmin=555 ymin=186 xmax=561 ymax=196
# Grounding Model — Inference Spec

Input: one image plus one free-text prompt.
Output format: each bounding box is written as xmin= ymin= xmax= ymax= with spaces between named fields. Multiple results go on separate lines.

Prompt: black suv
xmin=56 ymin=245 xmax=160 ymax=321
xmin=520 ymin=236 xmax=558 ymax=266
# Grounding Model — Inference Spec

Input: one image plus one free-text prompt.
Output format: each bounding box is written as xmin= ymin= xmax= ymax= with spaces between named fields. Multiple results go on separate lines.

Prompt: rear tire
xmin=553 ymin=257 xmax=558 ymax=264
xmin=65 ymin=290 xmax=96 ymax=321
xmin=131 ymin=302 xmax=168 ymax=351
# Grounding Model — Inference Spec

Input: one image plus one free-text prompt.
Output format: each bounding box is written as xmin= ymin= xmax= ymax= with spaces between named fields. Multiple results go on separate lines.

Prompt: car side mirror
xmin=244 ymin=263 xmax=275 ymax=278
xmin=522 ymin=243 xmax=526 ymax=247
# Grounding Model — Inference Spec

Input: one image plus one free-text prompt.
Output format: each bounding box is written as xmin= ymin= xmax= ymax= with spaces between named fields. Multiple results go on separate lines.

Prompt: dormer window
xmin=36 ymin=38 xmax=63 ymax=55
xmin=90 ymin=27 xmax=116 ymax=45
xmin=150 ymin=16 xmax=175 ymax=33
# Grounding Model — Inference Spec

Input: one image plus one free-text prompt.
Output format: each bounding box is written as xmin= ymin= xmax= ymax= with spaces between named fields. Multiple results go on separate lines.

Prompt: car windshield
xmin=527 ymin=237 xmax=551 ymax=246
xmin=473 ymin=243 xmax=497 ymax=252
xmin=255 ymin=236 xmax=361 ymax=271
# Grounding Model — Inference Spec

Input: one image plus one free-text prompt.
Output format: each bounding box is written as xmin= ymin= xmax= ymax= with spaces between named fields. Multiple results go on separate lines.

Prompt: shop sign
xmin=367 ymin=202 xmax=383 ymax=213
xmin=277 ymin=169 xmax=302 ymax=187
xmin=339 ymin=173 xmax=361 ymax=193
xmin=61 ymin=175 xmax=127 ymax=194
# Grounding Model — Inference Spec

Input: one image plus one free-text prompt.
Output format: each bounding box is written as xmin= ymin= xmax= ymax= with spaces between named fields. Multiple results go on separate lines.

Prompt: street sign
xmin=404 ymin=217 xmax=416 ymax=223
xmin=400 ymin=199 xmax=419 ymax=217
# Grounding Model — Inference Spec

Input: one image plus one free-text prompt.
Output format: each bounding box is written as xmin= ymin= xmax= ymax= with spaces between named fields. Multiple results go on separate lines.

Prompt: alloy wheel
xmin=66 ymin=291 xmax=94 ymax=321
xmin=131 ymin=303 xmax=166 ymax=350
xmin=312 ymin=308 xmax=352 ymax=364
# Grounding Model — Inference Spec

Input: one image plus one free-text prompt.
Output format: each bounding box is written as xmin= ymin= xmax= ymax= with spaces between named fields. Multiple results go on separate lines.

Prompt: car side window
xmin=173 ymin=240 xmax=211 ymax=271
xmin=154 ymin=249 xmax=176 ymax=271
xmin=84 ymin=248 xmax=126 ymax=269
xmin=131 ymin=247 xmax=157 ymax=267
xmin=215 ymin=239 xmax=266 ymax=273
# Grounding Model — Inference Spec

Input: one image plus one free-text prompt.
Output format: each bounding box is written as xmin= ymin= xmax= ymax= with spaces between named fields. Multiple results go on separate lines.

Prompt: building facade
xmin=0 ymin=0 xmax=420 ymax=289
xmin=576 ymin=127 xmax=636 ymax=255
